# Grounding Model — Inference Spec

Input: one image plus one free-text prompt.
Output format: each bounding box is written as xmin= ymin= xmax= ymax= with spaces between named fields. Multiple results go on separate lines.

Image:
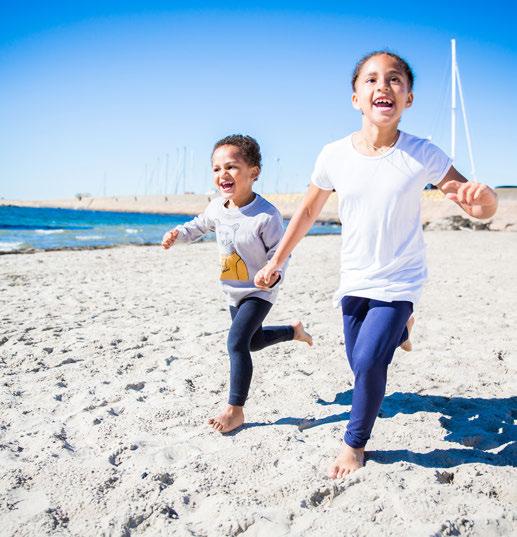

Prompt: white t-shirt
xmin=311 ymin=131 xmax=452 ymax=306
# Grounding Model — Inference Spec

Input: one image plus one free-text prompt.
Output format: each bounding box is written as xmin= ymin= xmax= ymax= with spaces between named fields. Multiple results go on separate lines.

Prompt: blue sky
xmin=1 ymin=1 xmax=516 ymax=200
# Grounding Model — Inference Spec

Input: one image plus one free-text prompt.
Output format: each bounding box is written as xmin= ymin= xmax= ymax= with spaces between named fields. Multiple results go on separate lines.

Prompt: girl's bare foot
xmin=328 ymin=444 xmax=365 ymax=478
xmin=292 ymin=320 xmax=313 ymax=346
xmin=400 ymin=315 xmax=415 ymax=352
xmin=208 ymin=405 xmax=244 ymax=433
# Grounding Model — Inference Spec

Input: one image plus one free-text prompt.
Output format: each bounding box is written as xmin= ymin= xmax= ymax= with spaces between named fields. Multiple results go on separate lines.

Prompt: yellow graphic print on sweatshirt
xmin=220 ymin=251 xmax=249 ymax=281
xmin=216 ymin=221 xmax=249 ymax=281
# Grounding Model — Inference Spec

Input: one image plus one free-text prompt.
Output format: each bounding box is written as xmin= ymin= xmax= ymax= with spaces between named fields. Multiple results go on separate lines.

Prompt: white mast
xmin=451 ymin=38 xmax=456 ymax=161
xmin=189 ymin=150 xmax=194 ymax=193
xmin=164 ymin=153 xmax=170 ymax=194
xmin=275 ymin=157 xmax=280 ymax=193
xmin=451 ymin=38 xmax=477 ymax=180
xmin=455 ymin=62 xmax=477 ymax=180
xmin=173 ymin=147 xmax=180 ymax=195
xmin=182 ymin=146 xmax=187 ymax=193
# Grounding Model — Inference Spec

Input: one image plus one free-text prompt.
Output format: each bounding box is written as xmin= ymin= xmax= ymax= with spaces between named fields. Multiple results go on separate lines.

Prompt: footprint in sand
xmin=108 ymin=444 xmax=139 ymax=466
xmin=125 ymin=381 xmax=145 ymax=391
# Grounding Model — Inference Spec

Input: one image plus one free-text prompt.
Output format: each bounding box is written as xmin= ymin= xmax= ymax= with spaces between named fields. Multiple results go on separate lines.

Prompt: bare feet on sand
xmin=292 ymin=320 xmax=313 ymax=346
xmin=400 ymin=315 xmax=415 ymax=352
xmin=328 ymin=444 xmax=365 ymax=479
xmin=208 ymin=405 xmax=244 ymax=433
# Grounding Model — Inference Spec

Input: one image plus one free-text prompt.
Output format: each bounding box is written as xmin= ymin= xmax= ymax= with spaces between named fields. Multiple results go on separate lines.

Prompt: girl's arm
xmin=254 ymin=184 xmax=332 ymax=287
xmin=258 ymin=211 xmax=285 ymax=288
xmin=162 ymin=211 xmax=214 ymax=249
xmin=437 ymin=166 xmax=498 ymax=219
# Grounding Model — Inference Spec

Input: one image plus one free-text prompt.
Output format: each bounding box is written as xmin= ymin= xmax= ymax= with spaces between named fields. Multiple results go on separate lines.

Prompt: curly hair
xmin=212 ymin=134 xmax=262 ymax=171
xmin=351 ymin=50 xmax=414 ymax=91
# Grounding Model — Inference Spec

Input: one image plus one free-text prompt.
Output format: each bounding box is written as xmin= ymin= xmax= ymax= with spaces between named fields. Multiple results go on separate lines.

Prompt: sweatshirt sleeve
xmin=175 ymin=208 xmax=215 ymax=244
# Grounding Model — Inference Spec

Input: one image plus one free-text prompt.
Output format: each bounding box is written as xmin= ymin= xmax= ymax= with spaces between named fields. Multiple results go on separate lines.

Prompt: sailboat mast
xmin=455 ymin=58 xmax=477 ymax=180
xmin=451 ymin=38 xmax=477 ymax=180
xmin=183 ymin=146 xmax=187 ymax=193
xmin=451 ymin=38 xmax=457 ymax=162
xmin=164 ymin=153 xmax=170 ymax=194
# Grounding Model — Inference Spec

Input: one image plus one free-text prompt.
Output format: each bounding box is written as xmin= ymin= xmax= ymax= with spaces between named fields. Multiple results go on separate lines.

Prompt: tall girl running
xmin=162 ymin=134 xmax=312 ymax=433
xmin=255 ymin=51 xmax=498 ymax=477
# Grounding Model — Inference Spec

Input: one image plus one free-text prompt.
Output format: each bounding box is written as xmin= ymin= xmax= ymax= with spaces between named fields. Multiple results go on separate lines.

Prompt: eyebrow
xmin=364 ymin=69 xmax=404 ymax=77
xmin=213 ymin=160 xmax=239 ymax=166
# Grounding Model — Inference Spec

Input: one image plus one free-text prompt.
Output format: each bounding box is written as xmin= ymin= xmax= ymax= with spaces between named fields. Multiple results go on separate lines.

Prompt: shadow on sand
xmin=241 ymin=390 xmax=517 ymax=468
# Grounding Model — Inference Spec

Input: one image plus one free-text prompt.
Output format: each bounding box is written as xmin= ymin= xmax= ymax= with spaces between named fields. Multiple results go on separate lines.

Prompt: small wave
xmin=0 ymin=224 xmax=92 ymax=231
xmin=125 ymin=228 xmax=140 ymax=234
xmin=0 ymin=241 xmax=28 ymax=252
xmin=35 ymin=229 xmax=65 ymax=235
xmin=75 ymin=235 xmax=104 ymax=241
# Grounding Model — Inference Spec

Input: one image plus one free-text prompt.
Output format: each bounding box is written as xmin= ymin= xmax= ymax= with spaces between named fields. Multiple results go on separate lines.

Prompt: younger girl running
xmin=255 ymin=51 xmax=498 ymax=477
xmin=162 ymin=134 xmax=312 ymax=433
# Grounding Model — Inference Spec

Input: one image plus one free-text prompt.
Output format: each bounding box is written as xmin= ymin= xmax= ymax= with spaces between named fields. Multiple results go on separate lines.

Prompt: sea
xmin=0 ymin=206 xmax=341 ymax=253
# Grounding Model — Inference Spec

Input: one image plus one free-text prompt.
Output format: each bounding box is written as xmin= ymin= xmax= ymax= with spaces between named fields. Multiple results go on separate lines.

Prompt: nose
xmin=215 ymin=169 xmax=229 ymax=182
xmin=376 ymin=78 xmax=389 ymax=92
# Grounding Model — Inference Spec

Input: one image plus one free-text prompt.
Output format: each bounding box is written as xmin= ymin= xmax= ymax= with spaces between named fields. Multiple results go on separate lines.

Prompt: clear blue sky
xmin=1 ymin=1 xmax=516 ymax=200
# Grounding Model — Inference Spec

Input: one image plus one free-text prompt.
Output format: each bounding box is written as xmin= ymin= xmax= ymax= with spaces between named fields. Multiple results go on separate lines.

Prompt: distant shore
xmin=2 ymin=189 xmax=516 ymax=230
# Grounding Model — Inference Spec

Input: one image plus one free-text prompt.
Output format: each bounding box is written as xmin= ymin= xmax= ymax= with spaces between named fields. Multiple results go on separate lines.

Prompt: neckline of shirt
xmin=348 ymin=130 xmax=405 ymax=160
xmin=222 ymin=192 xmax=260 ymax=214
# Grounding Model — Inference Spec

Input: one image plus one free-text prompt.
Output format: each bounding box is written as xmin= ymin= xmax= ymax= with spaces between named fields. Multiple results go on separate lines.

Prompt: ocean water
xmin=0 ymin=206 xmax=340 ymax=253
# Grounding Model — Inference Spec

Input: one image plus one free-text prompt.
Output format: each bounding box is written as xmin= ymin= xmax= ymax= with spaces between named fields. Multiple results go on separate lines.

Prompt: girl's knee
xmin=227 ymin=333 xmax=251 ymax=355
xmin=352 ymin=352 xmax=387 ymax=378
xmin=249 ymin=334 xmax=265 ymax=352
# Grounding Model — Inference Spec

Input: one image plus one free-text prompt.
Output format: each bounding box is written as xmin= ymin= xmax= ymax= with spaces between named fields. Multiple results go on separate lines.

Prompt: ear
xmin=405 ymin=91 xmax=414 ymax=109
xmin=251 ymin=166 xmax=260 ymax=180
xmin=351 ymin=93 xmax=361 ymax=111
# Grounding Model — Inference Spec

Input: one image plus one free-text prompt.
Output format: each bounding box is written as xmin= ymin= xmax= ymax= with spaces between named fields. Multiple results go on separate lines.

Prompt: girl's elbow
xmin=302 ymin=203 xmax=321 ymax=222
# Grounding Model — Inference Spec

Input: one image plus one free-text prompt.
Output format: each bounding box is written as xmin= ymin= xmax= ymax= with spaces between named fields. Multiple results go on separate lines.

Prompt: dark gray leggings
xmin=227 ymin=297 xmax=294 ymax=406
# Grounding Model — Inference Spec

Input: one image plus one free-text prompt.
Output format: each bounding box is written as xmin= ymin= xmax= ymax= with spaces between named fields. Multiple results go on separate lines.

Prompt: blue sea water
xmin=0 ymin=206 xmax=340 ymax=253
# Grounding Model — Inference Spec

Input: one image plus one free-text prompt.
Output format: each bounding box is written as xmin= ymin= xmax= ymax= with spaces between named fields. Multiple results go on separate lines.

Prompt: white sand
xmin=1 ymin=232 xmax=516 ymax=536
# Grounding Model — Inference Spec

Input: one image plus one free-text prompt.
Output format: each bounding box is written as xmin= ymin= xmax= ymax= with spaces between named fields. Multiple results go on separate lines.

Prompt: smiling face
xmin=212 ymin=145 xmax=259 ymax=207
xmin=352 ymin=53 xmax=413 ymax=128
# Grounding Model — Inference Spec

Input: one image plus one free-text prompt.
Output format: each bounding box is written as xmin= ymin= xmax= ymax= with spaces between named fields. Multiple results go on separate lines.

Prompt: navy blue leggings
xmin=227 ymin=297 xmax=294 ymax=406
xmin=341 ymin=296 xmax=413 ymax=448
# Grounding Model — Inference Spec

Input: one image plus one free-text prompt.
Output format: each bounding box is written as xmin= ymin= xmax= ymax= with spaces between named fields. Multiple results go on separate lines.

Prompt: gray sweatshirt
xmin=174 ymin=194 xmax=285 ymax=306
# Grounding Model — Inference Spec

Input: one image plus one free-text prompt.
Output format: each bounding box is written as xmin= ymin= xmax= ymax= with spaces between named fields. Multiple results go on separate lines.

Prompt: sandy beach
xmin=1 ymin=231 xmax=516 ymax=536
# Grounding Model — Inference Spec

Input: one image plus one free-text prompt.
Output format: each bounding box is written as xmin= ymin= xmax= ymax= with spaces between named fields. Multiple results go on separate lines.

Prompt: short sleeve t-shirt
xmin=311 ymin=131 xmax=452 ymax=306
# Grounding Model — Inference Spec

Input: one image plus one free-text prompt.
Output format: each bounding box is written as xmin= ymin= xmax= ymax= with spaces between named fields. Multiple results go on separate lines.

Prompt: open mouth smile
xmin=373 ymin=97 xmax=394 ymax=110
xmin=220 ymin=181 xmax=234 ymax=192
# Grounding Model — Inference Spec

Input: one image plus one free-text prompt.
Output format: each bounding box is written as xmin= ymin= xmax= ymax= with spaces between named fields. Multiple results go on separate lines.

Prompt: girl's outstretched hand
xmin=254 ymin=262 xmax=281 ymax=289
xmin=440 ymin=180 xmax=498 ymax=219
xmin=162 ymin=229 xmax=179 ymax=249
xmin=442 ymin=180 xmax=496 ymax=206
